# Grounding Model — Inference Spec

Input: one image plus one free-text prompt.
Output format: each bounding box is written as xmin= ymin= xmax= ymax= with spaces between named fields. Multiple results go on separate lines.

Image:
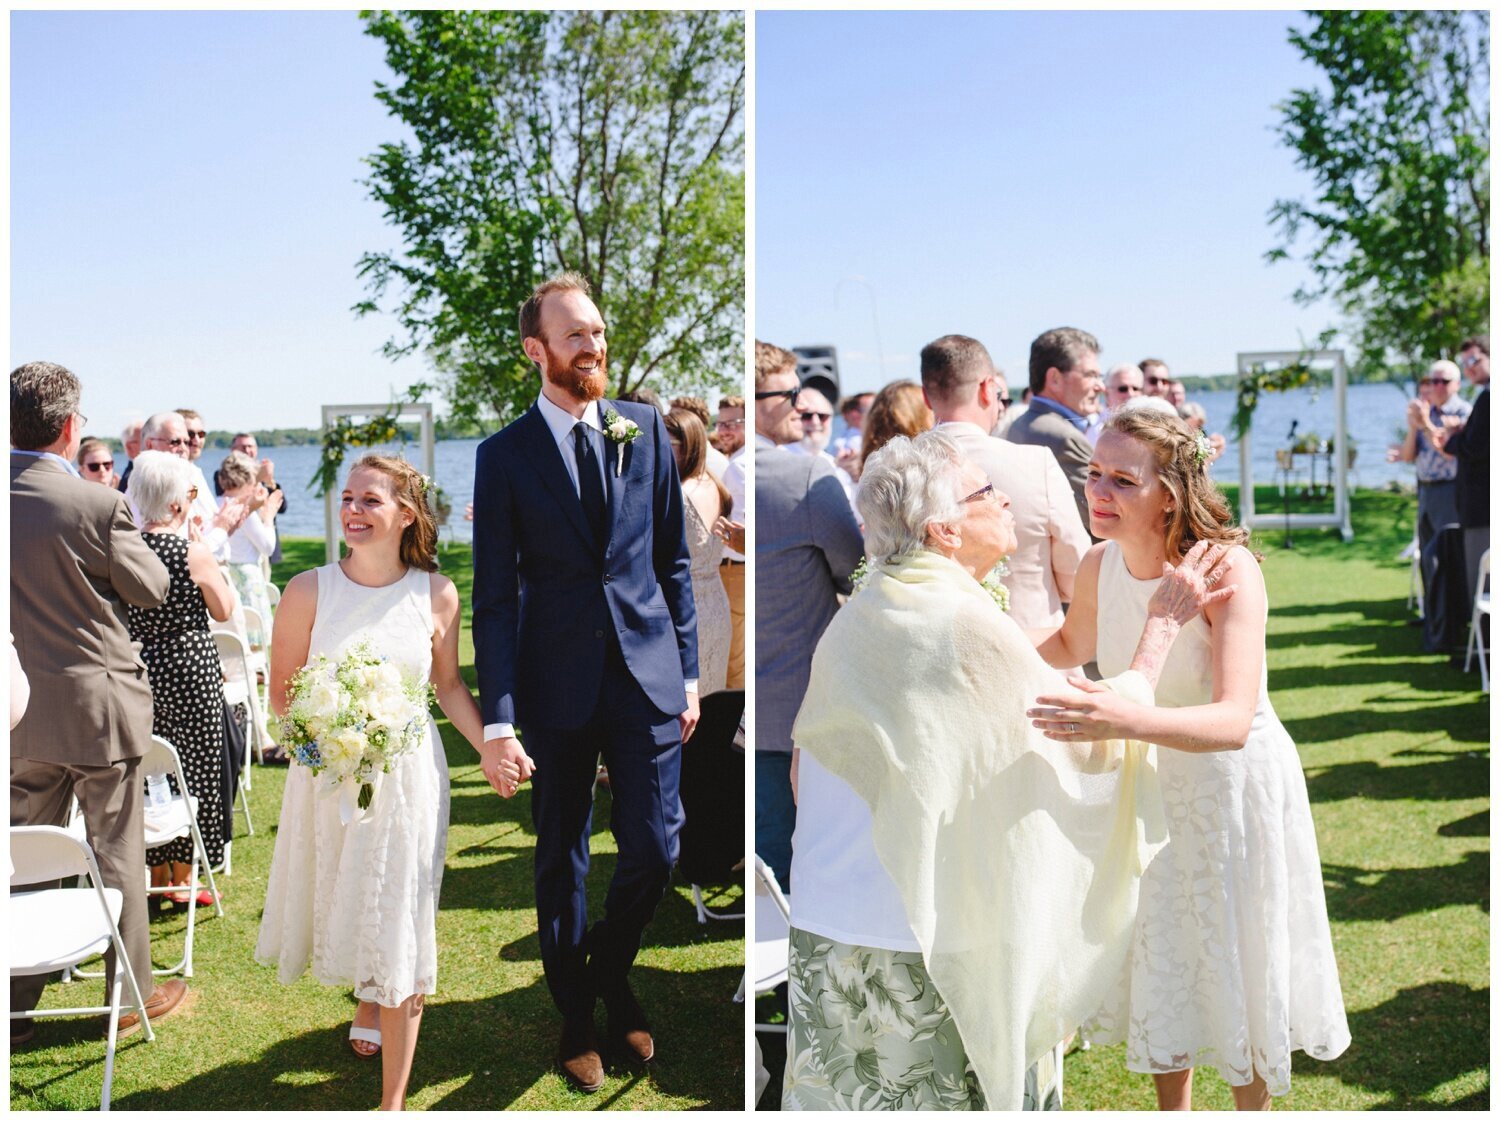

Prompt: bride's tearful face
xmin=341 ymin=466 xmax=414 ymax=550
xmin=1085 ymin=430 xmax=1172 ymax=540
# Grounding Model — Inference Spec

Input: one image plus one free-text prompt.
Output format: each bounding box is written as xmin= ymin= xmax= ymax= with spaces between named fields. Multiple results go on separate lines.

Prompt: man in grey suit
xmin=10 ymin=361 xmax=187 ymax=1044
xmin=1005 ymin=327 xmax=1104 ymax=536
xmin=753 ymin=341 xmax=864 ymax=892
xmin=921 ymin=335 xmax=1090 ymax=631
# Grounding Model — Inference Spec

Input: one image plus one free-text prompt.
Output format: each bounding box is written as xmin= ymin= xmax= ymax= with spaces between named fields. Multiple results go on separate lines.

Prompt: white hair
xmin=856 ymin=429 xmax=967 ymax=562
xmin=1107 ymin=362 xmax=1144 ymax=385
xmin=1429 ymin=359 xmax=1461 ymax=381
xmin=141 ymin=411 xmax=184 ymax=441
xmin=127 ymin=450 xmax=195 ymax=523
xmin=120 ymin=419 xmax=143 ymax=440
xmin=1177 ymin=401 xmax=1208 ymax=423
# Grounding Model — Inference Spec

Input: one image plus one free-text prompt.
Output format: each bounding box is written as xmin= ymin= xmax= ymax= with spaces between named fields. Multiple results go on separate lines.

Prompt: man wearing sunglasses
xmin=1140 ymin=358 xmax=1170 ymax=398
xmin=1434 ymin=336 xmax=1490 ymax=639
xmin=137 ymin=411 xmax=248 ymax=556
xmin=787 ymin=385 xmax=856 ymax=507
xmin=753 ymin=339 xmax=863 ymax=894
xmin=1394 ymin=360 xmax=1471 ymax=649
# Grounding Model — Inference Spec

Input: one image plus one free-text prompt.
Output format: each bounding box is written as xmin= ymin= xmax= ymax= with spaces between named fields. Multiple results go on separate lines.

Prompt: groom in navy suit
xmin=472 ymin=273 xmax=700 ymax=1092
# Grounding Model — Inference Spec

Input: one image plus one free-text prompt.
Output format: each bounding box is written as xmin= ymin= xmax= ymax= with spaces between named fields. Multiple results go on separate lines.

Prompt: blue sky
xmin=755 ymin=10 xmax=1341 ymax=395
xmin=11 ymin=10 xmax=430 ymax=437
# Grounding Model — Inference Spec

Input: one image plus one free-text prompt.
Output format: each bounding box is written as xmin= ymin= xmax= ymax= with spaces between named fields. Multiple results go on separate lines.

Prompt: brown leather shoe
xmin=557 ymin=1015 xmax=605 ymax=1093
xmin=602 ymin=982 xmax=654 ymax=1064
xmin=114 ymin=978 xmax=188 ymax=1037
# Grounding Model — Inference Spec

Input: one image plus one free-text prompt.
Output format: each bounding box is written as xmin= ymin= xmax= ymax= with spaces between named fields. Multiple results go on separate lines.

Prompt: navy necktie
xmin=572 ymin=422 xmax=608 ymax=550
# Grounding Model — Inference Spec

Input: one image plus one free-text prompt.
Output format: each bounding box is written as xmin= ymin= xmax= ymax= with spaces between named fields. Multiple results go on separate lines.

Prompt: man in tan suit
xmin=10 ymin=361 xmax=186 ymax=1044
xmin=1004 ymin=327 xmax=1104 ymax=536
xmin=920 ymin=335 xmax=1090 ymax=631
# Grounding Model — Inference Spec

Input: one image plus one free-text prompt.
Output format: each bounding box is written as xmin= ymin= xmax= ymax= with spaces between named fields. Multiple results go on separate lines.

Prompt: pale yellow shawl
xmin=792 ymin=549 xmax=1169 ymax=1109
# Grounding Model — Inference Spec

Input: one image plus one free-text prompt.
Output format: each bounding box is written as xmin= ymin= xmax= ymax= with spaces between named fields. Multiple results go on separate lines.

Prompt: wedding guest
xmin=76 ymin=435 xmax=118 ymax=488
xmin=216 ymin=451 xmax=280 ymax=647
xmin=859 ymin=379 xmax=934 ymax=467
xmin=11 ymin=361 xmax=185 ymax=1043
xmin=754 ymin=340 xmax=863 ymax=891
xmin=719 ymin=395 xmax=748 ymax=689
xmin=1104 ymin=363 xmax=1146 ymax=417
xmin=790 ymin=385 xmax=856 ymax=506
xmin=1006 ymin=327 xmax=1104 ymax=533
xmin=140 ymin=411 xmax=248 ymax=555
xmin=126 ymin=450 xmax=236 ymax=908
xmin=922 ymin=334 xmax=1089 ymax=630
xmin=1177 ymin=401 xmax=1208 ymax=430
xmin=670 ymin=396 xmax=729 ymax=479
xmin=118 ymin=419 xmax=143 ymax=492
xmin=1436 ymin=336 xmax=1490 ymax=628
xmin=1163 ymin=379 xmax=1187 ymax=409
xmin=227 ymin=432 xmax=289 ymax=565
xmin=1029 ymin=407 xmax=1350 ymax=1108
xmin=666 ymin=409 xmax=733 ymax=696
xmin=1140 ymin=358 xmax=1171 ymax=397
xmin=617 ymin=385 xmax=663 ymax=411
xmin=785 ymin=430 xmax=1227 ymax=1109
xmin=829 ymin=391 xmax=874 ymax=461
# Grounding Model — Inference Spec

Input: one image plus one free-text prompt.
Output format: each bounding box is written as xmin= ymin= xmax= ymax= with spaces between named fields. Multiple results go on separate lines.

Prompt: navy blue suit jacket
xmin=472 ymin=398 xmax=699 ymax=732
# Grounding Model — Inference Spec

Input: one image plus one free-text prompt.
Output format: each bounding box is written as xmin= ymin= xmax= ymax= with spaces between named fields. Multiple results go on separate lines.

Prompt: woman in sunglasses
xmin=75 ymin=436 xmax=117 ymax=489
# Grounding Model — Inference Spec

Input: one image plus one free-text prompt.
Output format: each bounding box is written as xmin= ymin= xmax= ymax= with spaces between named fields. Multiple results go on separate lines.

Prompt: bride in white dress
xmin=256 ymin=455 xmax=524 ymax=1111
xmin=1027 ymin=408 xmax=1350 ymax=1110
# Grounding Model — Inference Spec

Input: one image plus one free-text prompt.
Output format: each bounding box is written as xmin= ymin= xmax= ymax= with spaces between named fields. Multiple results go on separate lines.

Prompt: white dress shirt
xmin=484 ymin=393 xmax=693 ymax=745
xmin=721 ymin=445 xmax=747 ymax=562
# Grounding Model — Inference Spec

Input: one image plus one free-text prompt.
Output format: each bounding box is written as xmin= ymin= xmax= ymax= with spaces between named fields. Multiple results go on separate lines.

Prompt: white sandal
xmin=349 ymin=1024 xmax=382 ymax=1058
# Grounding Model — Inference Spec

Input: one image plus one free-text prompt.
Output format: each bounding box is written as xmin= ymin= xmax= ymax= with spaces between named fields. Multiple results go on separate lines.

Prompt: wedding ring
xmin=1067 ymin=722 xmax=1079 ymax=734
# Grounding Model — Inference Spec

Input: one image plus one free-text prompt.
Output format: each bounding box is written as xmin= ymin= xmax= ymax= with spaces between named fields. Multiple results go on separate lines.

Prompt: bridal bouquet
xmin=280 ymin=642 xmax=434 ymax=823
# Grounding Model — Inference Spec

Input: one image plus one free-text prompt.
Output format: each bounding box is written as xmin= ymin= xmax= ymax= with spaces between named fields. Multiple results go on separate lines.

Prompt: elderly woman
xmin=126 ymin=450 xmax=236 ymax=906
xmin=782 ymin=430 xmax=1233 ymax=1111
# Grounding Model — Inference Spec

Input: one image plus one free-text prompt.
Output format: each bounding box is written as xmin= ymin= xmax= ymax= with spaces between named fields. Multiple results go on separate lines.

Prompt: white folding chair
xmin=1400 ymin=534 xmax=1423 ymax=618
xmin=1464 ymin=549 xmax=1490 ymax=692
xmin=744 ymin=855 xmax=791 ymax=1033
xmin=10 ymin=825 xmax=156 ymax=1110
xmin=265 ymin=579 xmax=281 ymax=610
xmin=692 ymin=882 xmax=746 ymax=925
xmin=214 ymin=628 xmax=266 ymax=779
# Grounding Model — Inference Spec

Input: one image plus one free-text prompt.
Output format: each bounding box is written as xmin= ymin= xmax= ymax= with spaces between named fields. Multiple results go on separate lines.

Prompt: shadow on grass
xmin=1321 ymin=852 xmax=1489 ymax=922
xmin=1438 ymin=809 xmax=1488 ymax=837
xmin=93 ymin=961 xmax=743 ymax=1111
xmin=1303 ymin=754 xmax=1489 ymax=804
xmin=1301 ymin=982 xmax=1490 ymax=1109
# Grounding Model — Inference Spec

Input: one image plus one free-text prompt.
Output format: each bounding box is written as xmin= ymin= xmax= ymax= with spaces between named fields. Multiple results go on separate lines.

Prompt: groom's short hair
xmin=519 ymin=271 xmax=592 ymax=344
xmin=920 ymin=335 xmax=995 ymax=406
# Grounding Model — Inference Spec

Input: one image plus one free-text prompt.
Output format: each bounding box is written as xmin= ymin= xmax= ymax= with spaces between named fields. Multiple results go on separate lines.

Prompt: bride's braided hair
xmin=1103 ymin=409 xmax=1257 ymax=563
xmin=349 ymin=454 xmax=439 ymax=572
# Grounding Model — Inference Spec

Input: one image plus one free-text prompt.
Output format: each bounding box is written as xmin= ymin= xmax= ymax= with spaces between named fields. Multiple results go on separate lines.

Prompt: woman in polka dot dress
xmin=125 ymin=451 xmax=237 ymax=905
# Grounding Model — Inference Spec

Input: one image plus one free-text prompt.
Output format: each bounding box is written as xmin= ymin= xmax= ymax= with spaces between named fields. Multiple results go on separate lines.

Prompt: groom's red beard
xmin=540 ymin=343 xmax=608 ymax=403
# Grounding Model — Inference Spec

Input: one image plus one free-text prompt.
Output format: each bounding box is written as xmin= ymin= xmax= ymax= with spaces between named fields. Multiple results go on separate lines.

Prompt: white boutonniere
xmin=602 ymin=409 xmax=642 ymax=477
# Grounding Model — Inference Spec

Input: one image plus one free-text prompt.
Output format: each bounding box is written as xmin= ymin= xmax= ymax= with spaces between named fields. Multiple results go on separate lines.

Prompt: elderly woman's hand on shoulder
xmin=1145 ymin=540 xmax=1238 ymax=627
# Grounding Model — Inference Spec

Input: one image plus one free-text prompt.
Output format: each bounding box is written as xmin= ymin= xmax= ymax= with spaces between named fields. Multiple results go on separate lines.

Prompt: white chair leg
xmin=692 ymin=884 xmax=708 ymax=925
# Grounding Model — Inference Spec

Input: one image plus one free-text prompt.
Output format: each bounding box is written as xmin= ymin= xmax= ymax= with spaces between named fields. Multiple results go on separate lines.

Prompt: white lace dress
xmin=255 ymin=563 xmax=450 ymax=1007
xmin=1086 ymin=542 xmax=1350 ymax=1094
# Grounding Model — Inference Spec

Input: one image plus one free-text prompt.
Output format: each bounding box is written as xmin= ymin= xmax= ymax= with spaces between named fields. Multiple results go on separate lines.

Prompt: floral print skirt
xmin=782 ymin=926 xmax=1062 ymax=1111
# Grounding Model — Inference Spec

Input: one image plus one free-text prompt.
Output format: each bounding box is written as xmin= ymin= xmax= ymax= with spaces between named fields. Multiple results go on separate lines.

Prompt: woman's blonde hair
xmin=665 ymin=408 xmax=732 ymax=517
xmin=215 ymin=451 xmax=257 ymax=492
xmin=1103 ymin=409 xmax=1254 ymax=561
xmin=860 ymin=380 xmax=935 ymax=466
xmin=347 ymin=454 xmax=439 ymax=572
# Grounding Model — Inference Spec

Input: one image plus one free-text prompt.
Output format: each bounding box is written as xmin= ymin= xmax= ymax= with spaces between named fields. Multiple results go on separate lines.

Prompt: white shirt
xmin=189 ymin=463 xmax=230 ymax=561
xmin=788 ymin=749 xmax=920 ymax=951
xmin=721 ymin=445 xmax=747 ymax=562
xmin=484 ymin=392 xmax=693 ymax=745
xmin=224 ymin=497 xmax=276 ymax=565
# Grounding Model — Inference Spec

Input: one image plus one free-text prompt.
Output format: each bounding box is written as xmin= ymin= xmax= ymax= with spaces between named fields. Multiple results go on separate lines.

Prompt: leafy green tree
xmin=1268 ymin=10 xmax=1489 ymax=377
xmin=356 ymin=10 xmax=745 ymax=425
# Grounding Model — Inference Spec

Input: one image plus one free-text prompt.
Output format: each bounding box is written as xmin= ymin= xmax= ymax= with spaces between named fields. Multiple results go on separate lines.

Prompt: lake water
xmin=194 ymin=383 xmax=1431 ymax=543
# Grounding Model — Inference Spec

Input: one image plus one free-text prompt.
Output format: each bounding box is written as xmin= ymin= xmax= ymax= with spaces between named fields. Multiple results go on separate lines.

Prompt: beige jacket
xmin=1004 ymin=401 xmax=1097 ymax=535
xmin=938 ymin=422 xmax=1090 ymax=630
xmin=10 ymin=452 xmax=169 ymax=764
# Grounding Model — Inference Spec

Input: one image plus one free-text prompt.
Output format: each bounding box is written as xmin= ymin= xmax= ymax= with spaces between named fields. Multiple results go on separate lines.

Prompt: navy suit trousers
xmin=526 ymin=638 xmax=683 ymax=1018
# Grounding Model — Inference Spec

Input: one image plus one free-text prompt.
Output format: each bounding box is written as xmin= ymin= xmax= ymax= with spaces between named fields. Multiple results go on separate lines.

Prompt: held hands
xmin=1028 ymin=676 xmax=1140 ymax=742
xmin=680 ymin=692 xmax=700 ymax=743
xmin=480 ymin=736 xmax=535 ymax=799
xmin=1145 ymin=539 xmax=1237 ymax=627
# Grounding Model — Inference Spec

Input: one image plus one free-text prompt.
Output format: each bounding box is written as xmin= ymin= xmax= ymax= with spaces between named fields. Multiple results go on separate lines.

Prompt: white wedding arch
xmin=1234 ymin=349 xmax=1353 ymax=542
xmin=319 ymin=402 xmax=435 ymax=564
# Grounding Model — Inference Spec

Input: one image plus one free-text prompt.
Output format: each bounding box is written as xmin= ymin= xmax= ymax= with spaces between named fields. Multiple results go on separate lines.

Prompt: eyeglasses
xmin=1421 ymin=377 xmax=1457 ymax=386
xmin=1461 ymin=353 xmax=1483 ymax=368
xmin=156 ymin=437 xmax=189 ymax=448
xmin=961 ymin=483 xmax=996 ymax=505
xmin=1146 ymin=376 xmax=1166 ymax=386
xmin=74 ymin=411 xmax=89 ymax=428
xmin=716 ymin=419 xmax=745 ymax=430
xmin=82 ymin=460 xmax=114 ymax=473
xmin=998 ymin=398 xmax=1013 ymax=408
xmin=799 ymin=411 xmax=832 ymax=423
xmin=754 ymin=383 xmax=802 ymax=403
xmin=186 ymin=429 xmax=207 ymax=441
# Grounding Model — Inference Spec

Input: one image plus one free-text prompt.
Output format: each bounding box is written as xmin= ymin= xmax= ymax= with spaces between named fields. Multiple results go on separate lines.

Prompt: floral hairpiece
xmin=415 ymin=472 xmax=432 ymax=494
xmin=1192 ymin=432 xmax=1214 ymax=466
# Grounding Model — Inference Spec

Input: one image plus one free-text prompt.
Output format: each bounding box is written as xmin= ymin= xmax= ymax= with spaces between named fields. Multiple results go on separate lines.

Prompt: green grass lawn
xmin=12 ymin=539 xmax=745 ymax=1111
xmin=758 ymin=487 xmax=1489 ymax=1110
